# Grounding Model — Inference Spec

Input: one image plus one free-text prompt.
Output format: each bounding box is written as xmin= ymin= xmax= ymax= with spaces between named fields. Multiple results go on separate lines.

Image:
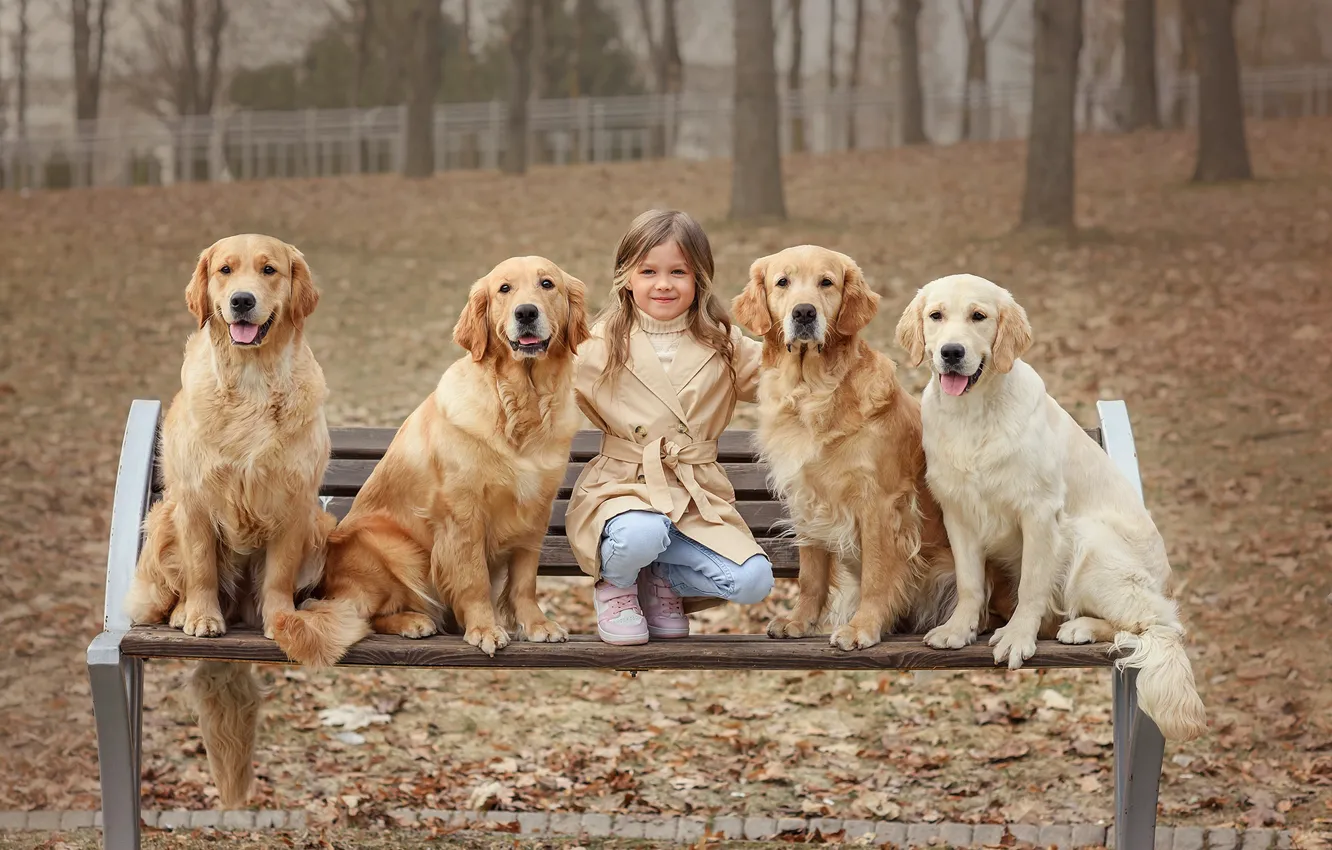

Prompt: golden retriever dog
xmin=731 ymin=246 xmax=962 ymax=650
xmin=272 ymin=256 xmax=589 ymax=666
xmin=895 ymin=273 xmax=1207 ymax=740
xmin=124 ymin=233 xmax=336 ymax=805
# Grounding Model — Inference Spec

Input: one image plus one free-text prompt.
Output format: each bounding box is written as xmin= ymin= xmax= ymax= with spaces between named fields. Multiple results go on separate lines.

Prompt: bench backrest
xmin=307 ymin=427 xmax=1104 ymax=580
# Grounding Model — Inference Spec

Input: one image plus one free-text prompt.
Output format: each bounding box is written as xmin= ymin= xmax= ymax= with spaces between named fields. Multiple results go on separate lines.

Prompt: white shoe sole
xmin=597 ymin=625 xmax=649 ymax=646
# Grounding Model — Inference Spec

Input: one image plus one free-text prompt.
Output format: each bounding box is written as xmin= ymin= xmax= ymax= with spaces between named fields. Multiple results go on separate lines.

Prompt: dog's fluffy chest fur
xmin=920 ymin=379 xmax=1062 ymax=563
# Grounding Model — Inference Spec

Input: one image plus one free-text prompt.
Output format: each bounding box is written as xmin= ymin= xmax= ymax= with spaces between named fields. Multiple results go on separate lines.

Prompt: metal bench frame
xmin=86 ymin=398 xmax=1165 ymax=850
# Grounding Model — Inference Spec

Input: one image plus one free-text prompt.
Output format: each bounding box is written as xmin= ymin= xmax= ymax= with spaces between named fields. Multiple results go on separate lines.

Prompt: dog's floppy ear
xmin=894 ymin=288 xmax=926 ymax=367
xmin=991 ymin=291 xmax=1033 ymax=373
xmin=288 ymin=246 xmax=320 ymax=329
xmin=185 ymin=244 xmax=215 ymax=329
xmin=731 ymin=257 xmax=773 ymax=335
xmin=563 ymin=274 xmax=591 ymax=354
xmin=453 ymin=278 xmax=491 ymax=362
xmin=835 ymin=258 xmax=879 ymax=336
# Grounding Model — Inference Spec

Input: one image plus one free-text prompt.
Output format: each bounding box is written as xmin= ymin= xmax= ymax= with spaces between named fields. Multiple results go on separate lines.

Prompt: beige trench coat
xmin=566 ymin=321 xmax=766 ymax=596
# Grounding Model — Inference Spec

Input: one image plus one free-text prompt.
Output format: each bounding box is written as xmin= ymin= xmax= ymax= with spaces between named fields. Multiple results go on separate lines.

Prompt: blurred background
xmin=0 ymin=0 xmax=1329 ymax=844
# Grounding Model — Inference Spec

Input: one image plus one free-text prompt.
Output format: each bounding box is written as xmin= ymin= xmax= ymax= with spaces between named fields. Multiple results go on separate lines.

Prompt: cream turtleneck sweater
xmin=635 ymin=307 xmax=691 ymax=372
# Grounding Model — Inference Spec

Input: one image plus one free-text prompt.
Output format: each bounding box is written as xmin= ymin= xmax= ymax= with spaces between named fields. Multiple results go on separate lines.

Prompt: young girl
xmin=565 ymin=209 xmax=775 ymax=645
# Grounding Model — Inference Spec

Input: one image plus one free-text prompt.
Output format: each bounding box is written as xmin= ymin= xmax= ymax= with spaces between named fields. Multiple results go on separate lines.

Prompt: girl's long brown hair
xmin=596 ymin=209 xmax=735 ymax=389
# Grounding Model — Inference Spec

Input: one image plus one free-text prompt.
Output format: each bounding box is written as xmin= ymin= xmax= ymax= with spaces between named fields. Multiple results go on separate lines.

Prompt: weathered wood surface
xmin=321 ymin=496 xmax=788 ymax=534
xmin=121 ymin=626 xmax=1118 ymax=670
xmin=327 ymin=427 xmax=1104 ymax=462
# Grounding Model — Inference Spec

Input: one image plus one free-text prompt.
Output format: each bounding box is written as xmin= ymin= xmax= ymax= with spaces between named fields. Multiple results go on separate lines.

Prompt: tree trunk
xmin=1169 ymin=2 xmax=1196 ymax=127
xmin=403 ymin=0 xmax=443 ymax=178
xmin=1187 ymin=0 xmax=1251 ymax=181
xmin=845 ymin=0 xmax=864 ymax=148
xmin=729 ymin=0 xmax=786 ymax=220
xmin=351 ymin=0 xmax=375 ymax=108
xmin=788 ymin=0 xmax=804 ymax=153
xmin=179 ymin=0 xmax=198 ymax=115
xmin=72 ymin=0 xmax=112 ymax=122
xmin=897 ymin=0 xmax=928 ymax=144
xmin=502 ymin=0 xmax=535 ymax=175
xmin=960 ymin=0 xmax=988 ymax=140
xmin=1122 ymin=0 xmax=1160 ymax=129
xmin=1020 ymin=0 xmax=1082 ymax=230
xmin=198 ymin=0 xmax=225 ymax=115
xmin=16 ymin=0 xmax=30 ymax=169
xmin=661 ymin=0 xmax=682 ymax=154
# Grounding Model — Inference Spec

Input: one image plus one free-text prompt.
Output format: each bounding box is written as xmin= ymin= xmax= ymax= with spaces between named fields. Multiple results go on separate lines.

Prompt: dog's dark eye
xmin=819 ymin=278 xmax=833 ymax=288
xmin=499 ymin=284 xmax=511 ymax=293
xmin=263 ymin=265 xmax=276 ymax=276
xmin=971 ymin=311 xmax=987 ymax=321
xmin=776 ymin=277 xmax=789 ymax=288
xmin=928 ymin=311 xmax=942 ymax=321
xmin=219 ymin=265 xmax=231 ymax=275
xmin=540 ymin=278 xmax=555 ymax=290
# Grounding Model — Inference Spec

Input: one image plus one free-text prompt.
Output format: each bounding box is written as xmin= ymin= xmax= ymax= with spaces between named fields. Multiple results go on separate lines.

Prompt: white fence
xmin=2 ymin=65 xmax=1329 ymax=190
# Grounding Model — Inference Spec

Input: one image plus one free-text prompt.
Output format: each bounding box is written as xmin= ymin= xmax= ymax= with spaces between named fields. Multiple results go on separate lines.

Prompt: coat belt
xmin=599 ymin=433 xmax=723 ymax=524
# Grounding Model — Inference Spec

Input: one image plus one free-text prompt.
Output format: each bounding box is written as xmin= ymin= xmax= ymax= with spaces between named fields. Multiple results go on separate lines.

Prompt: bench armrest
xmin=103 ymin=400 xmax=161 ymax=631
xmin=1096 ymin=400 xmax=1144 ymax=506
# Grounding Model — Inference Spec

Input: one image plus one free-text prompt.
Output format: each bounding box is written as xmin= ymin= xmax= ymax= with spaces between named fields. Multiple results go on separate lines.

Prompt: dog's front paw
xmin=395 ymin=613 xmax=438 ymax=639
xmin=464 ymin=624 xmax=511 ymax=656
xmin=989 ymin=622 xmax=1038 ymax=670
xmin=522 ymin=617 xmax=568 ymax=643
xmin=1056 ymin=617 xmax=1101 ymax=645
xmin=830 ymin=623 xmax=880 ymax=651
xmin=767 ymin=615 xmax=816 ymax=639
xmin=924 ymin=619 xmax=977 ymax=650
xmin=180 ymin=604 xmax=227 ymax=638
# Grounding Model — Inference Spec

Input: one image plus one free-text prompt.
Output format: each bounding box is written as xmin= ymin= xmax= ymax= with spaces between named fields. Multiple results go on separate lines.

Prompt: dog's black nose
xmin=940 ymin=343 xmax=966 ymax=364
xmin=792 ymin=303 xmax=818 ymax=324
xmin=230 ymin=292 xmax=256 ymax=314
xmin=513 ymin=303 xmax=539 ymax=324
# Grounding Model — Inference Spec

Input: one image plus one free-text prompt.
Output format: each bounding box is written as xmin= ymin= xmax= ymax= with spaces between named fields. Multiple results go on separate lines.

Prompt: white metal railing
xmin=2 ymin=65 xmax=1328 ymax=190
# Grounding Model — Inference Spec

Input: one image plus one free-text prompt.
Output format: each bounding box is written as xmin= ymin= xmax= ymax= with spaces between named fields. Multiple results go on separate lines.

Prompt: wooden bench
xmin=87 ymin=398 xmax=1166 ymax=850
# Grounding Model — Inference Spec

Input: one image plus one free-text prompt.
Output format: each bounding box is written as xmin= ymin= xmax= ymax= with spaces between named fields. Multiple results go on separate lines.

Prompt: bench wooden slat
xmin=330 ymin=428 xmax=765 ymax=462
xmin=322 ymin=496 xmax=788 ymax=534
xmin=120 ymin=625 xmax=1116 ymax=670
xmin=329 ymin=427 xmax=1103 ymax=462
xmin=321 ymin=459 xmax=773 ymax=499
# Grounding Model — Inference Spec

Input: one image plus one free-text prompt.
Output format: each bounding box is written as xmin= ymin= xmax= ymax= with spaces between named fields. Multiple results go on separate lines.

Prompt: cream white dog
xmin=895 ymin=273 xmax=1207 ymax=742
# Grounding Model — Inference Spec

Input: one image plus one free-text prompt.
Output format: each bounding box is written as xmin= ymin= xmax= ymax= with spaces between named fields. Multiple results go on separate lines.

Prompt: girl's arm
xmin=732 ymin=326 xmax=764 ymax=404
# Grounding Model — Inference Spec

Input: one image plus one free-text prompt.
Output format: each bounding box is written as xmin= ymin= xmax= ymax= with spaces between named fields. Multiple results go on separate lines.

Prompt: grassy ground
xmin=1 ymin=118 xmax=1329 ymax=834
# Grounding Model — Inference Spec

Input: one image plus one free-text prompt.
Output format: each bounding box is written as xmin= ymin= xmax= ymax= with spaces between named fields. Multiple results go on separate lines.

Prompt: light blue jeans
xmin=599 ymin=510 xmax=775 ymax=604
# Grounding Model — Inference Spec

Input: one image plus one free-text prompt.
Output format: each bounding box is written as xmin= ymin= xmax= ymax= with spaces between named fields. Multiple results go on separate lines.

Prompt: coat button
xmin=676 ymin=424 xmax=688 ymax=434
xmin=633 ymin=425 xmax=647 ymax=437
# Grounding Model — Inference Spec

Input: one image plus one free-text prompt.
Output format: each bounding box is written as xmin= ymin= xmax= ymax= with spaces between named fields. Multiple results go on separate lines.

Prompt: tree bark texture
xmin=1122 ymin=0 xmax=1160 ymax=130
xmin=403 ymin=0 xmax=443 ymax=178
xmin=1020 ymin=0 xmax=1082 ymax=230
xmin=502 ymin=0 xmax=535 ymax=174
xmin=897 ymin=0 xmax=928 ymax=144
xmin=729 ymin=0 xmax=787 ymax=220
xmin=1187 ymin=0 xmax=1251 ymax=181
xmin=846 ymin=0 xmax=864 ymax=148
xmin=787 ymin=0 xmax=804 ymax=153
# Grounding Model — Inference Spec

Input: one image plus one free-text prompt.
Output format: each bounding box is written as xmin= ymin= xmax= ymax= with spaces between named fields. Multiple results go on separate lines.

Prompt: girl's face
xmin=628 ymin=240 xmax=696 ymax=322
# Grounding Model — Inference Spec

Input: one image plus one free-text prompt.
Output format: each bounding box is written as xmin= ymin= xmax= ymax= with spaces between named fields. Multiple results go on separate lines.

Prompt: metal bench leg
xmin=89 ymin=631 xmax=143 ymax=850
xmin=1114 ymin=666 xmax=1164 ymax=850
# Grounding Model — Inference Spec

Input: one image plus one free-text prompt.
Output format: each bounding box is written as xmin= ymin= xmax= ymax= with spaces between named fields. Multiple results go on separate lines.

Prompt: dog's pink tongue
xmin=519 ymin=334 xmax=541 ymax=345
xmin=230 ymin=322 xmax=259 ymax=344
xmin=940 ymin=373 xmax=970 ymax=397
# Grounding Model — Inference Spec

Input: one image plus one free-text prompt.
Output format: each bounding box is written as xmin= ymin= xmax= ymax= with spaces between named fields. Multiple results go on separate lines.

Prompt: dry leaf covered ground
xmin=1 ymin=118 xmax=1329 ymax=836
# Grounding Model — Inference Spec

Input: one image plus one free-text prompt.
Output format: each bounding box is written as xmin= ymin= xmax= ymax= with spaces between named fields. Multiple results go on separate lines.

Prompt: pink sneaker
xmin=594 ymin=581 xmax=649 ymax=645
xmin=638 ymin=568 xmax=689 ymax=639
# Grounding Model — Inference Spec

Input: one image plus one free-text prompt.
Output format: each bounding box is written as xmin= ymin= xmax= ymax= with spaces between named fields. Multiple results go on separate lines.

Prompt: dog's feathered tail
xmin=271 ymin=597 xmax=370 ymax=669
xmin=1113 ymin=625 xmax=1208 ymax=742
xmin=192 ymin=661 xmax=261 ymax=808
